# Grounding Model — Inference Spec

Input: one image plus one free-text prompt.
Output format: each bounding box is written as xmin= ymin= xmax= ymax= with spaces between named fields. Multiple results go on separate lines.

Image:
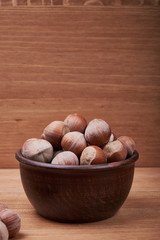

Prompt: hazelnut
xmin=108 ymin=132 xmax=117 ymax=142
xmin=0 ymin=209 xmax=21 ymax=238
xmin=61 ymin=131 xmax=87 ymax=157
xmin=22 ymin=138 xmax=54 ymax=163
xmin=51 ymin=151 xmax=79 ymax=165
xmin=103 ymin=140 xmax=127 ymax=163
xmin=0 ymin=203 xmax=8 ymax=213
xmin=64 ymin=113 xmax=87 ymax=133
xmin=84 ymin=0 xmax=104 ymax=5
xmin=41 ymin=121 xmax=70 ymax=149
xmin=85 ymin=119 xmax=111 ymax=146
xmin=80 ymin=146 xmax=106 ymax=165
xmin=53 ymin=150 xmax=64 ymax=158
xmin=0 ymin=220 xmax=9 ymax=240
xmin=118 ymin=136 xmax=136 ymax=157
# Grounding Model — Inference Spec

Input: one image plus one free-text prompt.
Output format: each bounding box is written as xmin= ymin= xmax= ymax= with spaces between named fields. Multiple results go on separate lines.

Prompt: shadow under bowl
xmin=15 ymin=149 xmax=139 ymax=223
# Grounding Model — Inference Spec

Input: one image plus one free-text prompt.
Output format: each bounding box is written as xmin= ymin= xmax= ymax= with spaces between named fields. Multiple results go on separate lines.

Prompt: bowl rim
xmin=15 ymin=149 xmax=139 ymax=171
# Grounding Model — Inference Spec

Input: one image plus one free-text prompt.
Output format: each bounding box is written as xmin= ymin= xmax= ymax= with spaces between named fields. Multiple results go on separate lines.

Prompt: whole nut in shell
xmin=118 ymin=136 xmax=136 ymax=157
xmin=0 ymin=203 xmax=8 ymax=213
xmin=103 ymin=140 xmax=127 ymax=163
xmin=41 ymin=121 xmax=70 ymax=149
xmin=84 ymin=0 xmax=104 ymax=5
xmin=51 ymin=151 xmax=79 ymax=165
xmin=0 ymin=209 xmax=21 ymax=238
xmin=53 ymin=150 xmax=64 ymax=158
xmin=85 ymin=119 xmax=111 ymax=146
xmin=80 ymin=146 xmax=106 ymax=165
xmin=64 ymin=113 xmax=87 ymax=133
xmin=22 ymin=138 xmax=54 ymax=163
xmin=108 ymin=132 xmax=117 ymax=142
xmin=61 ymin=131 xmax=87 ymax=157
xmin=0 ymin=220 xmax=9 ymax=240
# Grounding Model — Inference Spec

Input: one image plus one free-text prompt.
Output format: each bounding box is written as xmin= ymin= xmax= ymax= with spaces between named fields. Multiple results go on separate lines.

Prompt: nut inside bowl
xmin=15 ymin=149 xmax=139 ymax=223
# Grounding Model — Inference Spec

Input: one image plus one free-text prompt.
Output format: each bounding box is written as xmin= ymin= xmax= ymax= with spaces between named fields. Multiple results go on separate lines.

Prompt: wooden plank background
xmin=0 ymin=6 xmax=160 ymax=168
xmin=0 ymin=0 xmax=160 ymax=7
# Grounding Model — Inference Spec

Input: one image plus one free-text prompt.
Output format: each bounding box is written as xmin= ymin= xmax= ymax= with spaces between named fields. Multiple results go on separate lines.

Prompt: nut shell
xmin=84 ymin=0 xmax=104 ymax=5
xmin=61 ymin=131 xmax=87 ymax=157
xmin=41 ymin=121 xmax=70 ymax=149
xmin=103 ymin=140 xmax=127 ymax=163
xmin=51 ymin=151 xmax=79 ymax=165
xmin=0 ymin=209 xmax=21 ymax=238
xmin=108 ymin=132 xmax=117 ymax=142
xmin=22 ymin=138 xmax=54 ymax=163
xmin=80 ymin=146 xmax=106 ymax=165
xmin=53 ymin=150 xmax=64 ymax=158
xmin=0 ymin=203 xmax=8 ymax=213
xmin=85 ymin=119 xmax=111 ymax=146
xmin=118 ymin=136 xmax=136 ymax=157
xmin=0 ymin=220 xmax=9 ymax=240
xmin=64 ymin=113 xmax=87 ymax=133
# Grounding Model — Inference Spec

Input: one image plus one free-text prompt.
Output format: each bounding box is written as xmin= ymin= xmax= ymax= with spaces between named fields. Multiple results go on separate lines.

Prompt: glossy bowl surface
xmin=15 ymin=149 xmax=139 ymax=223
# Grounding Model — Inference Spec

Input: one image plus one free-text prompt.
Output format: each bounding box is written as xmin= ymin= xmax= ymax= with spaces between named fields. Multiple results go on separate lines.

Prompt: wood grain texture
xmin=0 ymin=168 xmax=159 ymax=239
xmin=0 ymin=7 xmax=160 ymax=168
xmin=0 ymin=0 xmax=160 ymax=6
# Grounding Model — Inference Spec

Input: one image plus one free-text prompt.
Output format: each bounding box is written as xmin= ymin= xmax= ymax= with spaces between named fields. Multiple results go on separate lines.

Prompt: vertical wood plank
xmin=0 ymin=7 xmax=159 ymax=168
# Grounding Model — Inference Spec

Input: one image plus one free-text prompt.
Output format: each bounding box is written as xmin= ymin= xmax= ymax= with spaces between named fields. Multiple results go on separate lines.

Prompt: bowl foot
xmin=36 ymin=210 xmax=118 ymax=223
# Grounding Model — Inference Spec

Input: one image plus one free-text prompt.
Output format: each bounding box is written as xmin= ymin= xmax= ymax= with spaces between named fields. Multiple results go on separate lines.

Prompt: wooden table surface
xmin=0 ymin=168 xmax=159 ymax=240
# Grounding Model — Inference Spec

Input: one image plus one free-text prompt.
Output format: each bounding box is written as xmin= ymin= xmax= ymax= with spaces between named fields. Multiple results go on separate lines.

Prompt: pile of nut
xmin=21 ymin=113 xmax=136 ymax=165
xmin=0 ymin=202 xmax=21 ymax=240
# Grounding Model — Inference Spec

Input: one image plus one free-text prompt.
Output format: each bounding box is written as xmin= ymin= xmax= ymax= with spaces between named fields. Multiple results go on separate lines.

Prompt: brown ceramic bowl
xmin=15 ymin=149 xmax=139 ymax=223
